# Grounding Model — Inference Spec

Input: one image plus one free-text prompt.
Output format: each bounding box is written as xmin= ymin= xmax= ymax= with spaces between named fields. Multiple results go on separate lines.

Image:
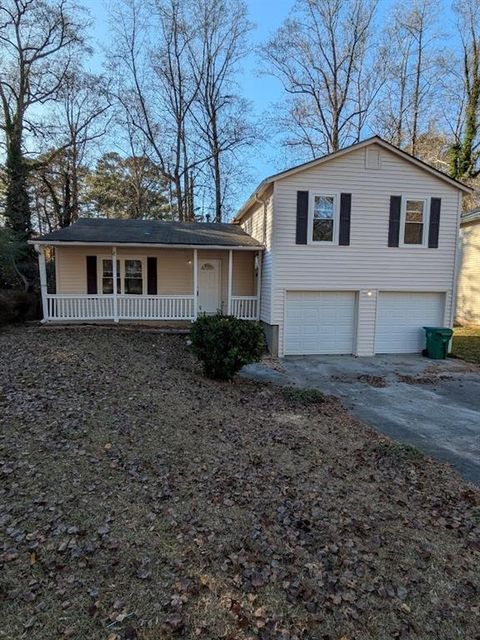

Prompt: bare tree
xmin=110 ymin=0 xmax=198 ymax=221
xmin=261 ymin=0 xmax=378 ymax=159
xmin=188 ymin=0 xmax=254 ymax=222
xmin=36 ymin=70 xmax=112 ymax=227
xmin=0 ymin=0 xmax=87 ymax=237
xmin=374 ymin=0 xmax=440 ymax=154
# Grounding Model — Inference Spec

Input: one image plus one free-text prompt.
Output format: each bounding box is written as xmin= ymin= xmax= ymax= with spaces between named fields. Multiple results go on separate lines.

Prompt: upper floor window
xmin=311 ymin=194 xmax=337 ymax=243
xmin=402 ymin=198 xmax=428 ymax=246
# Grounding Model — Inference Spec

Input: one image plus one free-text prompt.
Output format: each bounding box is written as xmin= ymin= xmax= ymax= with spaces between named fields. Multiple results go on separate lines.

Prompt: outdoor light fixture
xmin=367 ymin=290 xmax=373 ymax=296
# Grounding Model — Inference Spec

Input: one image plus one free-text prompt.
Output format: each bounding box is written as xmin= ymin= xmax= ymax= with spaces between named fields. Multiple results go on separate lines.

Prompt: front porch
xmin=36 ymin=245 xmax=262 ymax=323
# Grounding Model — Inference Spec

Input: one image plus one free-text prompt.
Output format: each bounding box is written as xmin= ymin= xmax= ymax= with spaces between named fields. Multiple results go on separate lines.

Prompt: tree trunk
xmin=411 ymin=25 xmax=423 ymax=156
xmin=5 ymin=122 xmax=32 ymax=238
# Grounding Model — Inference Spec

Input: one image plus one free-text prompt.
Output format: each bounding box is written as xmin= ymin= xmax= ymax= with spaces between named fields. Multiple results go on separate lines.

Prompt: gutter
xmin=27 ymin=240 xmax=264 ymax=251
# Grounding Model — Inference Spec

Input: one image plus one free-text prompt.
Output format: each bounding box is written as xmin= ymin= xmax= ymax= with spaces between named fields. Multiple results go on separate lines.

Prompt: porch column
xmin=112 ymin=246 xmax=119 ymax=323
xmin=256 ymin=250 xmax=262 ymax=321
xmin=227 ymin=249 xmax=233 ymax=315
xmin=35 ymin=244 xmax=48 ymax=322
xmin=193 ymin=248 xmax=198 ymax=320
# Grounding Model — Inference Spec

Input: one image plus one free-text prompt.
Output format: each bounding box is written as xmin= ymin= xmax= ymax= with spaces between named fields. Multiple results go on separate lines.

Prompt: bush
xmin=0 ymin=290 xmax=38 ymax=326
xmin=190 ymin=314 xmax=265 ymax=380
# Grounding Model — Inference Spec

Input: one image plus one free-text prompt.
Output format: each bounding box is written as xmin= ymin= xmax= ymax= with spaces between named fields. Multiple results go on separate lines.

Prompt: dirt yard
xmin=1 ymin=326 xmax=479 ymax=640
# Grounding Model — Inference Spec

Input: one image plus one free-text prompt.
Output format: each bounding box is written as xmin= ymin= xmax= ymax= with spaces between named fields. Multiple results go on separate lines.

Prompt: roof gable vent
xmin=365 ymin=147 xmax=381 ymax=170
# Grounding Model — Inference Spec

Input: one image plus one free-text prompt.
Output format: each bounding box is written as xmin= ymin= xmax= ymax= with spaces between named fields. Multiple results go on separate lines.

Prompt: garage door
xmin=376 ymin=292 xmax=445 ymax=354
xmin=285 ymin=291 xmax=356 ymax=355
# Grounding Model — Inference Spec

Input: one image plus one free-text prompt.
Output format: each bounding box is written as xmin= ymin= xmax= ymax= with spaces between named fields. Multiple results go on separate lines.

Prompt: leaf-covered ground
xmin=1 ymin=326 xmax=479 ymax=640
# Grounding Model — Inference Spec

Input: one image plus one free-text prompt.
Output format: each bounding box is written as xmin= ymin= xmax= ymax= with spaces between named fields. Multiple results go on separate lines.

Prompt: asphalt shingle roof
xmin=36 ymin=218 xmax=262 ymax=247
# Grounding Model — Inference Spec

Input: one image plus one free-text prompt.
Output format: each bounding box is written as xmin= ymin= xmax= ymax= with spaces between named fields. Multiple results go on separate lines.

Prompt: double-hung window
xmin=402 ymin=198 xmax=428 ymax=246
xmin=99 ymin=257 xmax=145 ymax=294
xmin=102 ymin=259 xmax=121 ymax=294
xmin=311 ymin=194 xmax=337 ymax=243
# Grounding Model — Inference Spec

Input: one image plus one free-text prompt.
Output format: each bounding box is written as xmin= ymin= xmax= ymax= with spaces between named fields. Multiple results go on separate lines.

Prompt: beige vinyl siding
xmin=55 ymin=246 xmax=256 ymax=307
xmin=240 ymin=185 xmax=274 ymax=322
xmin=456 ymin=221 xmax=480 ymax=325
xmin=55 ymin=246 xmax=89 ymax=294
xmin=272 ymin=143 xmax=461 ymax=355
xmin=157 ymin=249 xmax=193 ymax=294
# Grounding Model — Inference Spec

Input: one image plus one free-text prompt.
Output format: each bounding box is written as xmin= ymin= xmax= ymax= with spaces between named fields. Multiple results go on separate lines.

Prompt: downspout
xmin=253 ymin=190 xmax=269 ymax=326
xmin=450 ymin=190 xmax=463 ymax=332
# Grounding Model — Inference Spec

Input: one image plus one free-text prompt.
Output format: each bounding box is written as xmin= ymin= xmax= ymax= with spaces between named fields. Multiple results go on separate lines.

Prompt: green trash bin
xmin=423 ymin=326 xmax=453 ymax=360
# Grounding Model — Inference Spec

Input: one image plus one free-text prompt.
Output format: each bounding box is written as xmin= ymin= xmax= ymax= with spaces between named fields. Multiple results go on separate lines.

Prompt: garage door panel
xmin=376 ymin=292 xmax=445 ymax=354
xmin=285 ymin=291 xmax=356 ymax=355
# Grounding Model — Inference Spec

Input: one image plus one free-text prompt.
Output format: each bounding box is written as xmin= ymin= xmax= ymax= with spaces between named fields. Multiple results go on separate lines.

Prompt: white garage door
xmin=376 ymin=292 xmax=445 ymax=354
xmin=285 ymin=291 xmax=356 ymax=355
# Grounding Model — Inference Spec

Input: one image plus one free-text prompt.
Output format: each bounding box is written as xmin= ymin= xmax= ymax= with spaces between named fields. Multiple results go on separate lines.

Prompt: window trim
xmin=308 ymin=191 xmax=340 ymax=245
xmin=400 ymin=196 xmax=430 ymax=248
xmin=97 ymin=255 xmax=147 ymax=295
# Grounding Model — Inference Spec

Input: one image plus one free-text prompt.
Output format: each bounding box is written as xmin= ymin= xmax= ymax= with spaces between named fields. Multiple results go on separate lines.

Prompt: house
xmin=456 ymin=207 xmax=480 ymax=326
xmin=234 ymin=136 xmax=472 ymax=356
xmin=32 ymin=220 xmax=263 ymax=322
xmin=32 ymin=136 xmax=472 ymax=357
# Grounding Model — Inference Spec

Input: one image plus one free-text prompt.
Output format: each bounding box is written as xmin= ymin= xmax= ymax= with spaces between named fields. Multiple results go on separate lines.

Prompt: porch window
xmin=124 ymin=259 xmax=143 ymax=294
xmin=102 ymin=259 xmax=121 ymax=294
xmin=100 ymin=257 xmax=145 ymax=294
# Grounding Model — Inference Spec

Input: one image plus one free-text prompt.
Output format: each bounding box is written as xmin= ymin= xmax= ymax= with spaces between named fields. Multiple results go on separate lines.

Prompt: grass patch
xmin=367 ymin=439 xmax=425 ymax=463
xmin=452 ymin=326 xmax=480 ymax=364
xmin=281 ymin=385 xmax=328 ymax=405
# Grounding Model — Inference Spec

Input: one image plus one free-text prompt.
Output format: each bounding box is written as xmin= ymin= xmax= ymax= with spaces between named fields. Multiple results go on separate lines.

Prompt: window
xmin=312 ymin=194 xmax=336 ymax=242
xmin=102 ymin=259 xmax=120 ymax=294
xmin=403 ymin=199 xmax=427 ymax=245
xmin=99 ymin=257 xmax=145 ymax=294
xmin=124 ymin=259 xmax=143 ymax=294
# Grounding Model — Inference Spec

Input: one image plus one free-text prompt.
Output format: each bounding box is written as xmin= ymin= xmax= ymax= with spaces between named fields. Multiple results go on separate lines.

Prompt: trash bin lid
xmin=423 ymin=326 xmax=453 ymax=334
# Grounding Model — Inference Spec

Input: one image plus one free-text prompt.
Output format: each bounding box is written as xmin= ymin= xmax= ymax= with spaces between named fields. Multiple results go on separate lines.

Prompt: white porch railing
xmin=118 ymin=295 xmax=194 ymax=320
xmin=45 ymin=294 xmax=258 ymax=321
xmin=46 ymin=294 xmax=195 ymax=321
xmin=231 ymin=296 xmax=258 ymax=320
xmin=47 ymin=295 xmax=115 ymax=320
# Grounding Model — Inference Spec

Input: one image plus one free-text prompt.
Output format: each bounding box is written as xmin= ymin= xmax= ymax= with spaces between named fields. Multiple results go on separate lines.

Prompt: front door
xmin=198 ymin=259 xmax=221 ymax=314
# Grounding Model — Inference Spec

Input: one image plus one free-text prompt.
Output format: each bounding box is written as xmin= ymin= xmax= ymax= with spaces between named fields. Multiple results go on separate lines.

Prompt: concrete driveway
xmin=242 ymin=355 xmax=480 ymax=486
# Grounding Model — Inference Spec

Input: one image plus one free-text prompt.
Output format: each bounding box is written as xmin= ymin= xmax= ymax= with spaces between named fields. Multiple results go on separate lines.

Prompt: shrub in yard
xmin=190 ymin=314 xmax=265 ymax=380
xmin=0 ymin=290 xmax=37 ymax=326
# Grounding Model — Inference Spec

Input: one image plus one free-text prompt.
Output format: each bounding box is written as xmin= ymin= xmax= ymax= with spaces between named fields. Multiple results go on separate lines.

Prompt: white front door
xmin=198 ymin=259 xmax=221 ymax=314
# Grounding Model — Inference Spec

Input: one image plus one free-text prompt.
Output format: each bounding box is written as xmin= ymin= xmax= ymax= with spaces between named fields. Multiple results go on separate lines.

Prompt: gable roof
xmin=461 ymin=207 xmax=480 ymax=225
xmin=234 ymin=136 xmax=473 ymax=222
xmin=32 ymin=218 xmax=263 ymax=248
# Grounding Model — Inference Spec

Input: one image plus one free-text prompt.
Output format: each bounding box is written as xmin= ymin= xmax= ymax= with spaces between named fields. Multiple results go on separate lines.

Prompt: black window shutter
xmin=296 ymin=191 xmax=309 ymax=244
xmin=388 ymin=196 xmax=402 ymax=247
xmin=147 ymin=257 xmax=158 ymax=294
xmin=86 ymin=256 xmax=97 ymax=294
xmin=428 ymin=198 xmax=441 ymax=248
xmin=339 ymin=193 xmax=352 ymax=246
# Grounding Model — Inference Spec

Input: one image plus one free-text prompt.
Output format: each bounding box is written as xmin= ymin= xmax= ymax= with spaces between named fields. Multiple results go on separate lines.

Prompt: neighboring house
xmin=32 ymin=220 xmax=263 ymax=322
xmin=32 ymin=136 xmax=472 ymax=358
xmin=234 ymin=136 xmax=472 ymax=357
xmin=456 ymin=207 xmax=480 ymax=326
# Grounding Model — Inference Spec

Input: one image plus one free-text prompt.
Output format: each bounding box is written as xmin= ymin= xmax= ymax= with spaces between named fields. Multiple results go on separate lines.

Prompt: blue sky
xmin=80 ymin=0 xmax=458 ymax=208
